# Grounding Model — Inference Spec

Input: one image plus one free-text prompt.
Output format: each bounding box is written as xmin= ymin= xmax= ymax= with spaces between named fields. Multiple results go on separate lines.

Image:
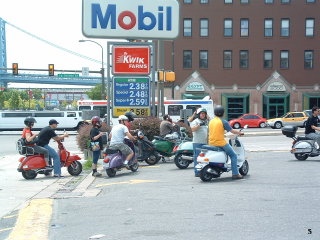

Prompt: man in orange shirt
xmin=208 ymin=105 xmax=244 ymax=180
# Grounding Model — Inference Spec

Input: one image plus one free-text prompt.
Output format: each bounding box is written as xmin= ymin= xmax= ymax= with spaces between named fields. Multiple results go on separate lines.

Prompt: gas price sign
xmin=113 ymin=77 xmax=150 ymax=117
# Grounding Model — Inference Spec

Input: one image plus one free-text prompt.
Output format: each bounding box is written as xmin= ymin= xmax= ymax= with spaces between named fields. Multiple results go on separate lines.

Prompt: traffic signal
xmin=48 ymin=64 xmax=54 ymax=76
xmin=12 ymin=63 xmax=18 ymax=75
xmin=165 ymin=71 xmax=176 ymax=82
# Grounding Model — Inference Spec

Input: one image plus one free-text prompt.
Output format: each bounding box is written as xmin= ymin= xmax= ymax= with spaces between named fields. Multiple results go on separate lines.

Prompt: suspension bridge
xmin=0 ymin=18 xmax=103 ymax=88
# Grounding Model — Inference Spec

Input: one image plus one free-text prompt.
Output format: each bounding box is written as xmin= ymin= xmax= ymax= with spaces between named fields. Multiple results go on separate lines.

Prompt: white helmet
xmin=118 ymin=115 xmax=128 ymax=121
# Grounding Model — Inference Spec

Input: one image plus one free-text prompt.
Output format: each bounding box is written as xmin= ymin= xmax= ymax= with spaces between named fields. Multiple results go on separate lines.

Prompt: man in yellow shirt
xmin=208 ymin=105 xmax=244 ymax=180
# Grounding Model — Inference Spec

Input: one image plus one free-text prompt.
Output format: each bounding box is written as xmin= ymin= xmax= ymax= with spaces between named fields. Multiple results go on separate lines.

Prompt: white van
xmin=0 ymin=111 xmax=83 ymax=130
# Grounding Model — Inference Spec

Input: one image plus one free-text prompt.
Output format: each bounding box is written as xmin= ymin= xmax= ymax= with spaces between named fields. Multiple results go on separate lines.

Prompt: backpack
xmin=17 ymin=138 xmax=27 ymax=155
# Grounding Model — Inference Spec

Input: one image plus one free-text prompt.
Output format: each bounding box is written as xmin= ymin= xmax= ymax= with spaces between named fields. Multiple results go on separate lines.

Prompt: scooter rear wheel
xmin=145 ymin=152 xmax=161 ymax=165
xmin=106 ymin=168 xmax=116 ymax=177
xmin=199 ymin=165 xmax=214 ymax=182
xmin=67 ymin=160 xmax=83 ymax=176
xmin=174 ymin=153 xmax=191 ymax=169
xmin=22 ymin=170 xmax=37 ymax=180
xmin=294 ymin=153 xmax=308 ymax=161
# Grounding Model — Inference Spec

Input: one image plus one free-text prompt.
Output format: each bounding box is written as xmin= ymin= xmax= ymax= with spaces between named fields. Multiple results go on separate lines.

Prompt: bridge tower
xmin=0 ymin=18 xmax=7 ymax=73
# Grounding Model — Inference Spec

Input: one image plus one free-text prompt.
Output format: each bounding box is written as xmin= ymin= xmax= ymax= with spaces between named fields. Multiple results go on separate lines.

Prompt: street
xmin=0 ymin=131 xmax=319 ymax=240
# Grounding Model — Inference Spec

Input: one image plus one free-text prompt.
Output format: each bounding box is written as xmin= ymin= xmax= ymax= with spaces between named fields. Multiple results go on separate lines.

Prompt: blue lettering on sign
xmin=91 ymin=4 xmax=172 ymax=31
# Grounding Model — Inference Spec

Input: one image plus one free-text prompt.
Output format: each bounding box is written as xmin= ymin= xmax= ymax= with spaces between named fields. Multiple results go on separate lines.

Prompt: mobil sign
xmin=82 ymin=0 xmax=180 ymax=39
xmin=113 ymin=46 xmax=150 ymax=75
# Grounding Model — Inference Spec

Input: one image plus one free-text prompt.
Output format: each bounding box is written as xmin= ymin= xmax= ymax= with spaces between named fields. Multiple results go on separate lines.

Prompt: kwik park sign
xmin=82 ymin=0 xmax=180 ymax=39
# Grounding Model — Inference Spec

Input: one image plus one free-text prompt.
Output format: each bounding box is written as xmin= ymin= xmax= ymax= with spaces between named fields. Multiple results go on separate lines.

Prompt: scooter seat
xmin=154 ymin=136 xmax=165 ymax=141
xmin=297 ymin=135 xmax=312 ymax=141
xmin=104 ymin=149 xmax=120 ymax=154
xmin=200 ymin=145 xmax=222 ymax=151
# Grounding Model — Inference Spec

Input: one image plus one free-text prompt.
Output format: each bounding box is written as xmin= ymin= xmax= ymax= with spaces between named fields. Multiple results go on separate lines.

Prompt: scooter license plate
xmin=103 ymin=162 xmax=109 ymax=169
xmin=195 ymin=164 xmax=204 ymax=170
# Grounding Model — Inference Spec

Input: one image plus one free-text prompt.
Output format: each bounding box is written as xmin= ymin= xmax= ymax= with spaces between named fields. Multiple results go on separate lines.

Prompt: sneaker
xmin=92 ymin=172 xmax=102 ymax=177
xmin=232 ymin=174 xmax=243 ymax=180
xmin=195 ymin=172 xmax=200 ymax=177
xmin=53 ymin=174 xmax=65 ymax=178
xmin=45 ymin=166 xmax=53 ymax=170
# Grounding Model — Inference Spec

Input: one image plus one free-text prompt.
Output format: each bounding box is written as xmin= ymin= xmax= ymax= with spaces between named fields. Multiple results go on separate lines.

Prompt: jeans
xmin=44 ymin=145 xmax=61 ymax=175
xmin=92 ymin=150 xmax=101 ymax=164
xmin=219 ymin=143 xmax=239 ymax=175
xmin=193 ymin=143 xmax=206 ymax=176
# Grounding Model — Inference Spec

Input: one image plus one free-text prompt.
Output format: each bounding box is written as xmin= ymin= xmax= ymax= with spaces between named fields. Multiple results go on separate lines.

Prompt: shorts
xmin=109 ymin=143 xmax=133 ymax=156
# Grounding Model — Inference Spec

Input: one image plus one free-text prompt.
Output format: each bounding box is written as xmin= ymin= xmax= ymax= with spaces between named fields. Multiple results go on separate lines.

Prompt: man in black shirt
xmin=305 ymin=106 xmax=320 ymax=149
xmin=37 ymin=119 xmax=69 ymax=177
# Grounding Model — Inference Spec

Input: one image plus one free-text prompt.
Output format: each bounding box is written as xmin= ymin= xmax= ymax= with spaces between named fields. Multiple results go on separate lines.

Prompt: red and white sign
xmin=113 ymin=46 xmax=150 ymax=75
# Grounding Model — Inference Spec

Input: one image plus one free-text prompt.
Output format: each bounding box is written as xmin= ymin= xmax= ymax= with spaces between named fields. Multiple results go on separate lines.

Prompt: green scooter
xmin=152 ymin=128 xmax=192 ymax=162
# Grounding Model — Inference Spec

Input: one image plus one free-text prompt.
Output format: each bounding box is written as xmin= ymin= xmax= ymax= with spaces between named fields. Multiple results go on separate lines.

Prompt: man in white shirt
xmin=109 ymin=115 xmax=135 ymax=165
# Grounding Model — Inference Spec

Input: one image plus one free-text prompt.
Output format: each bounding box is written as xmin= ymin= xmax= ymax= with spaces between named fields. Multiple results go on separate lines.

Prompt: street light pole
xmin=79 ymin=40 xmax=106 ymax=101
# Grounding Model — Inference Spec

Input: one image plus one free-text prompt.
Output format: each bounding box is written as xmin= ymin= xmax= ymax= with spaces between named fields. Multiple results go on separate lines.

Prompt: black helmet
xmin=24 ymin=117 xmax=37 ymax=127
xmin=214 ymin=105 xmax=225 ymax=117
xmin=125 ymin=111 xmax=136 ymax=122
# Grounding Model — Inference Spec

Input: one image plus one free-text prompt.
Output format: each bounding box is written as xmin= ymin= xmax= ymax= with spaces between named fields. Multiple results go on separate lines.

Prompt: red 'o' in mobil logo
xmin=91 ymin=4 xmax=172 ymax=31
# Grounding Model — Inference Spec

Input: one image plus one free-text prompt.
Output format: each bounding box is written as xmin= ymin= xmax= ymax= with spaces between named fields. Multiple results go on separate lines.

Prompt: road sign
xmin=113 ymin=77 xmax=150 ymax=116
xmin=58 ymin=74 xmax=80 ymax=78
xmin=113 ymin=46 xmax=150 ymax=75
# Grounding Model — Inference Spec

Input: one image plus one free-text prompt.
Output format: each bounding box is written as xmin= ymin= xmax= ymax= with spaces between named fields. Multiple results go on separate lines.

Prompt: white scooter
xmin=195 ymin=126 xmax=249 ymax=182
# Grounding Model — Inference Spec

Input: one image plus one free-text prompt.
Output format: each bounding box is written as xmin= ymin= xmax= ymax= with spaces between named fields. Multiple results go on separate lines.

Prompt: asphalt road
xmin=47 ymin=151 xmax=320 ymax=240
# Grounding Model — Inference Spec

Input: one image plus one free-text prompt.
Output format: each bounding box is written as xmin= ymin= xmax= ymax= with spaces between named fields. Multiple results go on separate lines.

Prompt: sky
xmin=0 ymin=0 xmax=124 ymax=88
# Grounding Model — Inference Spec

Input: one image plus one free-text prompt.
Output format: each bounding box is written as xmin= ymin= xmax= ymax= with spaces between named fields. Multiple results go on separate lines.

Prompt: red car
xmin=228 ymin=114 xmax=267 ymax=129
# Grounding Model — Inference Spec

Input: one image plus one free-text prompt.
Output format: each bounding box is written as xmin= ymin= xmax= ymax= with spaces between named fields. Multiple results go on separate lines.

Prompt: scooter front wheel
xmin=239 ymin=160 xmax=249 ymax=176
xmin=199 ymin=165 xmax=214 ymax=182
xmin=22 ymin=170 xmax=37 ymax=180
xmin=130 ymin=162 xmax=139 ymax=172
xmin=106 ymin=168 xmax=116 ymax=177
xmin=67 ymin=160 xmax=83 ymax=176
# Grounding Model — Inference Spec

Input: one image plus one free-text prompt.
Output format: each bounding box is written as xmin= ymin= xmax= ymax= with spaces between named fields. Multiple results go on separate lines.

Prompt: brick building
xmin=162 ymin=0 xmax=320 ymax=120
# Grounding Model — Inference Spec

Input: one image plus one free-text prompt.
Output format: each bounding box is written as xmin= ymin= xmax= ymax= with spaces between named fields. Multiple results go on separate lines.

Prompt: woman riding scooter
xmin=21 ymin=117 xmax=52 ymax=169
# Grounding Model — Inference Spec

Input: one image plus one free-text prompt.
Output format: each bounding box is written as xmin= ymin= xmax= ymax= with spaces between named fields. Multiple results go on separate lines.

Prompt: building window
xmin=281 ymin=0 xmax=290 ymax=3
xmin=280 ymin=50 xmax=289 ymax=69
xmin=224 ymin=19 xmax=233 ymax=37
xmin=280 ymin=19 xmax=290 ymax=37
xmin=184 ymin=0 xmax=192 ymax=3
xmin=304 ymin=50 xmax=314 ymax=69
xmin=240 ymin=50 xmax=249 ymax=69
xmin=200 ymin=19 xmax=208 ymax=37
xmin=264 ymin=50 xmax=273 ymax=69
xmin=199 ymin=50 xmax=208 ymax=69
xmin=241 ymin=0 xmax=249 ymax=3
xmin=306 ymin=0 xmax=316 ymax=3
xmin=183 ymin=50 xmax=192 ymax=69
xmin=223 ymin=50 xmax=232 ymax=69
xmin=264 ymin=19 xmax=273 ymax=37
xmin=240 ymin=19 xmax=249 ymax=37
xmin=225 ymin=0 xmax=233 ymax=3
xmin=200 ymin=0 xmax=208 ymax=3
xmin=183 ymin=19 xmax=192 ymax=37
xmin=305 ymin=18 xmax=315 ymax=37
xmin=265 ymin=0 xmax=273 ymax=3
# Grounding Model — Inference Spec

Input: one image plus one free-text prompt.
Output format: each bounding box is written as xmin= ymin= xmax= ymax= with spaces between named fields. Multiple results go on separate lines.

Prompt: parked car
xmin=229 ymin=114 xmax=267 ymax=129
xmin=266 ymin=111 xmax=309 ymax=129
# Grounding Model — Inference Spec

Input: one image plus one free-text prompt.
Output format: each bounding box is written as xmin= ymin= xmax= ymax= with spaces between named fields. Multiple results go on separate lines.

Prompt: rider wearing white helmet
xmin=108 ymin=115 xmax=134 ymax=165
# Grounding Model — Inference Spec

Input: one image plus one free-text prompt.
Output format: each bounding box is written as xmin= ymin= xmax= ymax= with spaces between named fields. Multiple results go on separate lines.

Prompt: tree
xmin=32 ymin=89 xmax=43 ymax=100
xmin=85 ymin=84 xmax=106 ymax=100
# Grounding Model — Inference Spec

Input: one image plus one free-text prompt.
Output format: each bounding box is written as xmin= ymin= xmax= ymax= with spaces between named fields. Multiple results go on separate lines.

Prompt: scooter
xmin=282 ymin=126 xmax=320 ymax=160
xmin=135 ymin=128 xmax=161 ymax=165
xmin=173 ymin=141 xmax=194 ymax=169
xmin=102 ymin=143 xmax=139 ymax=177
xmin=152 ymin=127 xmax=191 ymax=161
xmin=195 ymin=127 xmax=249 ymax=182
xmin=17 ymin=140 xmax=83 ymax=180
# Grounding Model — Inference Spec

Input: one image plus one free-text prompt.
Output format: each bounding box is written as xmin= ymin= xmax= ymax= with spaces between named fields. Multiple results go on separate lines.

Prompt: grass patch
xmin=83 ymin=158 xmax=93 ymax=170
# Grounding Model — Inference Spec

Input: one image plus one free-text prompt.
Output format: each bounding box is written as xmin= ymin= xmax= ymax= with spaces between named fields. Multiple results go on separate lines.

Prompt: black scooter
xmin=134 ymin=128 xmax=161 ymax=165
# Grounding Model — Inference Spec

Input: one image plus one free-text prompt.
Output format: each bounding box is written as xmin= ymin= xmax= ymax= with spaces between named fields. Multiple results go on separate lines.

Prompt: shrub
xmin=131 ymin=117 xmax=162 ymax=141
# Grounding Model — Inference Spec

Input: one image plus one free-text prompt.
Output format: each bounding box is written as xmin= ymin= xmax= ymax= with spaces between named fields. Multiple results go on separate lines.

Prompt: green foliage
xmin=32 ymin=89 xmax=43 ymax=100
xmin=85 ymin=83 xmax=107 ymax=100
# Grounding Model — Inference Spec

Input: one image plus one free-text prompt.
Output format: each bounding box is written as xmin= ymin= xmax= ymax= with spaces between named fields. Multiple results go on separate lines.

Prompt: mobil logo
xmin=82 ymin=0 xmax=180 ymax=39
xmin=113 ymin=46 xmax=150 ymax=75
